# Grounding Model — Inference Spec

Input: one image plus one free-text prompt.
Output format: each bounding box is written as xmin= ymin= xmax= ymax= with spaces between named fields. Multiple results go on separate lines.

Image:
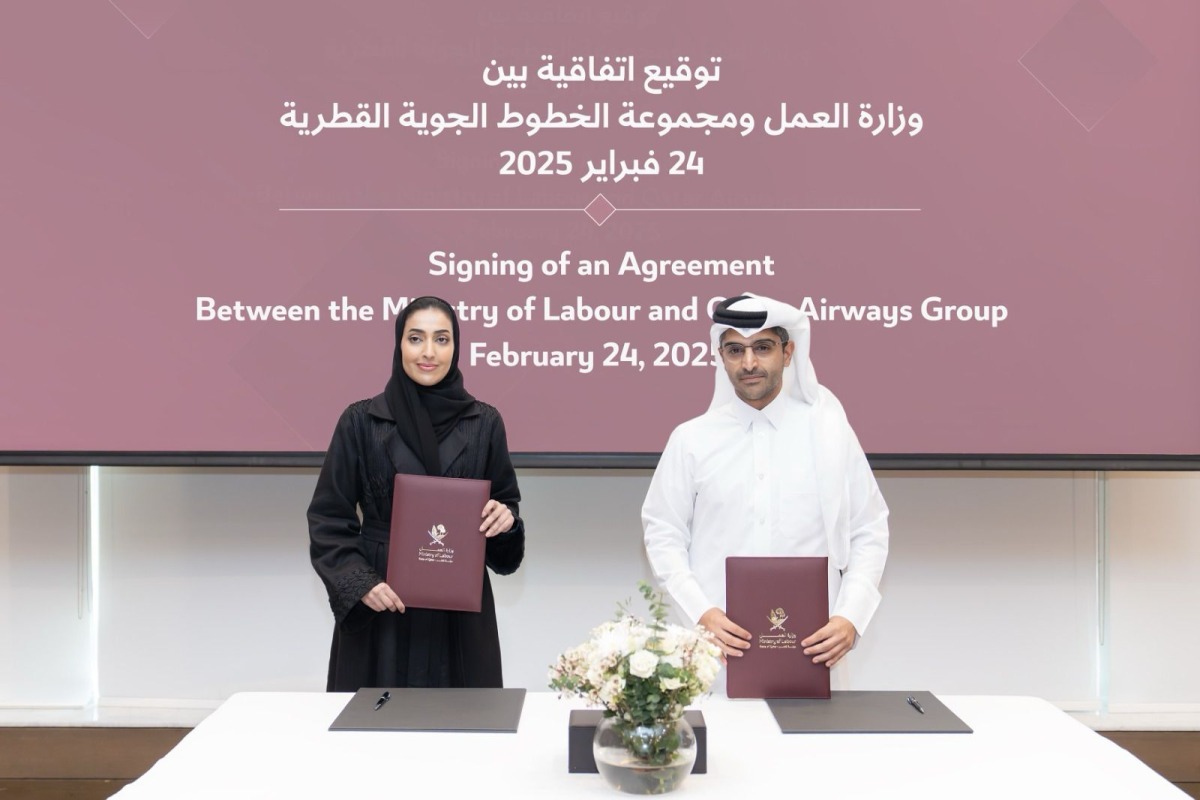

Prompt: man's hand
xmin=801 ymin=615 xmax=857 ymax=668
xmin=698 ymin=607 xmax=752 ymax=661
xmin=361 ymin=582 xmax=405 ymax=613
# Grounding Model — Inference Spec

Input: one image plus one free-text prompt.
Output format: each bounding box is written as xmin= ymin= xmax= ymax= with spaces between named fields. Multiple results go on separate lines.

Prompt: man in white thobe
xmin=642 ymin=293 xmax=889 ymax=673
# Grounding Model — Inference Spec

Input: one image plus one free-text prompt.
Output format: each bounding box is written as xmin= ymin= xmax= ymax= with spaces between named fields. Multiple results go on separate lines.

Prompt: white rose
xmin=695 ymin=653 xmax=721 ymax=687
xmin=628 ymin=649 xmax=659 ymax=679
xmin=660 ymin=627 xmax=689 ymax=654
xmin=660 ymin=677 xmax=683 ymax=691
xmin=662 ymin=653 xmax=684 ymax=670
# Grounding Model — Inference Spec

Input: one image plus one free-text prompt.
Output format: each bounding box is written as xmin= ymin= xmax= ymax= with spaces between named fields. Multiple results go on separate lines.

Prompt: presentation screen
xmin=3 ymin=2 xmax=1197 ymax=463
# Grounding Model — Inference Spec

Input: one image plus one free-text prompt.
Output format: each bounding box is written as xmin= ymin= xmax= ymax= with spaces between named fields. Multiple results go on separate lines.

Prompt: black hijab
xmin=383 ymin=296 xmax=476 ymax=475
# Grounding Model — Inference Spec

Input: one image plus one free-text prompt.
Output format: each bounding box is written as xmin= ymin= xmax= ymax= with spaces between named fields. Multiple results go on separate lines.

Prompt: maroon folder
xmin=725 ymin=556 xmax=831 ymax=699
xmin=386 ymin=473 xmax=491 ymax=612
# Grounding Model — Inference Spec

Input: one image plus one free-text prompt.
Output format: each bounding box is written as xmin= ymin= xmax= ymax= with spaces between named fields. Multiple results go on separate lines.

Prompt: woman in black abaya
xmin=308 ymin=296 xmax=525 ymax=690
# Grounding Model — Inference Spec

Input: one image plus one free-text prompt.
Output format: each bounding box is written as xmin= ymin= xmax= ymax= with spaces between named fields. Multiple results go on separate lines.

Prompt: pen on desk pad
xmin=906 ymin=695 xmax=925 ymax=714
xmin=373 ymin=691 xmax=391 ymax=711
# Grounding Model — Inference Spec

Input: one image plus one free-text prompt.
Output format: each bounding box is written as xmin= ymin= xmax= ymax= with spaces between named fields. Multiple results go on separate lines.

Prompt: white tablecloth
xmin=112 ymin=692 xmax=1185 ymax=799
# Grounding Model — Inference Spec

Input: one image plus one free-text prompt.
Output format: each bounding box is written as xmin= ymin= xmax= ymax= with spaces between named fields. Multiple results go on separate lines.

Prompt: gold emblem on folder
xmin=417 ymin=523 xmax=455 ymax=564
xmin=427 ymin=523 xmax=448 ymax=547
xmin=767 ymin=607 xmax=789 ymax=631
xmin=758 ymin=608 xmax=797 ymax=650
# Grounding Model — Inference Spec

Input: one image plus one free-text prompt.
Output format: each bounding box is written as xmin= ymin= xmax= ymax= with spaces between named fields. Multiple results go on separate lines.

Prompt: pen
xmin=906 ymin=695 xmax=925 ymax=714
xmin=373 ymin=691 xmax=391 ymax=711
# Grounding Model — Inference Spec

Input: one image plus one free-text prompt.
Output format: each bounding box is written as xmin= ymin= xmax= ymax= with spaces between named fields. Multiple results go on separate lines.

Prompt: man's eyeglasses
xmin=720 ymin=339 xmax=785 ymax=361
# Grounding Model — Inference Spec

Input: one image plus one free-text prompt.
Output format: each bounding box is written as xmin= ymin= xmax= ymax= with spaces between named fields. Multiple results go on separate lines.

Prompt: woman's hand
xmin=479 ymin=499 xmax=515 ymax=538
xmin=361 ymin=581 xmax=405 ymax=613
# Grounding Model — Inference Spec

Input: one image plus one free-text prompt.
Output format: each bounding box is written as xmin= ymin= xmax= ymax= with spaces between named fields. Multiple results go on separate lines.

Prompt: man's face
xmin=719 ymin=328 xmax=794 ymax=409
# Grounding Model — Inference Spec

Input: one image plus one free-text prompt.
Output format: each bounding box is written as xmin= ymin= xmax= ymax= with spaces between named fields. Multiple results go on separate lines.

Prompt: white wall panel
xmin=1107 ymin=472 xmax=1200 ymax=709
xmin=0 ymin=467 xmax=92 ymax=707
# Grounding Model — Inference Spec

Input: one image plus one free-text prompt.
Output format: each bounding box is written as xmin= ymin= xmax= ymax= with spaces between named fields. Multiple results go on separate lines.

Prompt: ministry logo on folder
xmin=426 ymin=524 xmax=448 ymax=547
xmin=759 ymin=607 xmax=799 ymax=651
xmin=387 ymin=474 xmax=491 ymax=612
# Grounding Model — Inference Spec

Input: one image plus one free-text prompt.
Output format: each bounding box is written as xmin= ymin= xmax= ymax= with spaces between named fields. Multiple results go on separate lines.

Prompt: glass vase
xmin=592 ymin=714 xmax=697 ymax=794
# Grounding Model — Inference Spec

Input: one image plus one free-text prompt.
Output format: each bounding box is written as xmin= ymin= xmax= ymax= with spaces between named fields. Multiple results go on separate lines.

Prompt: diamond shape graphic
xmin=584 ymin=194 xmax=617 ymax=227
xmin=1020 ymin=0 xmax=1155 ymax=131
xmin=108 ymin=0 xmax=188 ymax=39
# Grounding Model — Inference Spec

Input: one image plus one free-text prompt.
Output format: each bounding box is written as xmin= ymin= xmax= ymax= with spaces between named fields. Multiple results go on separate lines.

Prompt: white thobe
xmin=642 ymin=389 xmax=889 ymax=636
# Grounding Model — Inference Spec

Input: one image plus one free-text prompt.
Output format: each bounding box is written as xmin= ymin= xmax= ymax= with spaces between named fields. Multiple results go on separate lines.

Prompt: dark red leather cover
xmin=725 ymin=556 xmax=831 ymax=699
xmin=386 ymin=473 xmax=491 ymax=612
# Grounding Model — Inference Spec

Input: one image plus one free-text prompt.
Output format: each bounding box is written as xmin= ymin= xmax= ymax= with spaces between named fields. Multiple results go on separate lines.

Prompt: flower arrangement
xmin=549 ymin=582 xmax=723 ymax=769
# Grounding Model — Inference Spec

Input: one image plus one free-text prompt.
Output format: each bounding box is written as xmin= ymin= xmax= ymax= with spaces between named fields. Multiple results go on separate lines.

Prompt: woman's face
xmin=400 ymin=307 xmax=454 ymax=387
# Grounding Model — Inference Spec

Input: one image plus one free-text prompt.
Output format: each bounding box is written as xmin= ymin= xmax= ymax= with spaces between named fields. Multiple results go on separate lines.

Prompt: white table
xmin=112 ymin=692 xmax=1186 ymax=799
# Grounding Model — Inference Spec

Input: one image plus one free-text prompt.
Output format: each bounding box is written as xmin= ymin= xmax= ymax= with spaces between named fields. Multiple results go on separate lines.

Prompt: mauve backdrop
xmin=1 ymin=1 xmax=1196 ymax=456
